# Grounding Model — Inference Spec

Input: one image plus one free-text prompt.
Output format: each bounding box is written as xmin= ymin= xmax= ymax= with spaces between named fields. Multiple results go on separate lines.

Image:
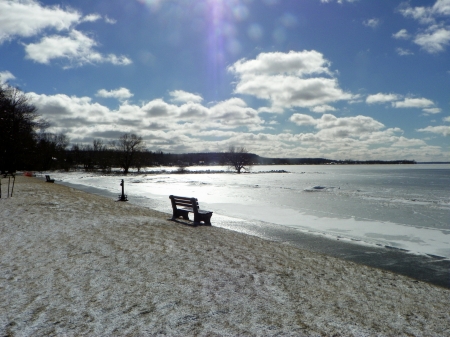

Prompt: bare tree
xmin=113 ymin=133 xmax=145 ymax=174
xmin=0 ymin=85 xmax=48 ymax=174
xmin=225 ymin=146 xmax=253 ymax=173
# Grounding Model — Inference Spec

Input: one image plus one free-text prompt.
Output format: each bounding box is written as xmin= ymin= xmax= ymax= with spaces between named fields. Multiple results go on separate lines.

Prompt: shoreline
xmin=1 ymin=176 xmax=449 ymax=336
xmin=57 ymin=177 xmax=450 ymax=289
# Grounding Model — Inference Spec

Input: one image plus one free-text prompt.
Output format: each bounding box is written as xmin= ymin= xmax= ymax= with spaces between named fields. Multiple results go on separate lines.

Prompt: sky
xmin=1 ymin=0 xmax=449 ymax=161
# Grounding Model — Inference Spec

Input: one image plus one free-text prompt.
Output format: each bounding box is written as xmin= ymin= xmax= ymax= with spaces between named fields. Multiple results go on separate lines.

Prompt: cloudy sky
xmin=1 ymin=0 xmax=449 ymax=161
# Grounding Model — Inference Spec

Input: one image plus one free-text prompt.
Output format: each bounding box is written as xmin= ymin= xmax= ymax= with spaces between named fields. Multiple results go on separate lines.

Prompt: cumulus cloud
xmin=142 ymin=99 xmax=177 ymax=117
xmin=392 ymin=97 xmax=435 ymax=109
xmin=228 ymin=50 xmax=353 ymax=112
xmin=230 ymin=50 xmax=332 ymax=77
xmin=0 ymin=0 xmax=129 ymax=67
xmin=397 ymin=0 xmax=450 ymax=53
xmin=366 ymin=93 xmax=401 ymax=104
xmin=399 ymin=0 xmax=450 ymax=24
xmin=289 ymin=114 xmax=316 ymax=126
xmin=414 ymin=26 xmax=450 ymax=53
xmin=82 ymin=14 xmax=102 ymax=23
xmin=417 ymin=125 xmax=450 ymax=136
xmin=0 ymin=0 xmax=80 ymax=43
xmin=26 ymin=90 xmax=267 ymax=144
xmin=363 ymin=18 xmax=380 ymax=28
xmin=290 ymin=113 xmax=385 ymax=136
xmin=393 ymin=29 xmax=410 ymax=39
xmin=24 ymin=30 xmax=132 ymax=67
xmin=422 ymin=107 xmax=442 ymax=114
xmin=310 ymin=105 xmax=336 ymax=113
xmin=0 ymin=71 xmax=15 ymax=84
xmin=96 ymin=88 xmax=134 ymax=100
xmin=169 ymin=90 xmax=203 ymax=103
xmin=25 ymin=90 xmax=444 ymax=160
xmin=209 ymin=98 xmax=263 ymax=129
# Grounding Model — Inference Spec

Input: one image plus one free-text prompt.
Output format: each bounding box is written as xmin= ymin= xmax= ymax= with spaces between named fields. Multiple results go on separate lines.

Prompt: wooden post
xmin=118 ymin=179 xmax=128 ymax=201
xmin=10 ymin=175 xmax=15 ymax=197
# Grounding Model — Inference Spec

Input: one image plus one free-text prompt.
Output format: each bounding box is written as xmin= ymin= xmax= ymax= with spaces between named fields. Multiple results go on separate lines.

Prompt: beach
xmin=1 ymin=176 xmax=449 ymax=336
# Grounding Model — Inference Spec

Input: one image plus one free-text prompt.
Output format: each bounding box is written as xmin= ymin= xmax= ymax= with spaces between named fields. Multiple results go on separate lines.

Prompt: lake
xmin=49 ymin=164 xmax=450 ymax=259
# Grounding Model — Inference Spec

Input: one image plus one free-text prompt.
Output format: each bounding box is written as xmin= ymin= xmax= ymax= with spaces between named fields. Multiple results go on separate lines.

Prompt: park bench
xmin=45 ymin=175 xmax=55 ymax=183
xmin=169 ymin=195 xmax=213 ymax=225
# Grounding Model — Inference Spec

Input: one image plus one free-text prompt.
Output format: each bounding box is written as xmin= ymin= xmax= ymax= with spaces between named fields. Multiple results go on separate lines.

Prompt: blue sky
xmin=1 ymin=0 xmax=449 ymax=161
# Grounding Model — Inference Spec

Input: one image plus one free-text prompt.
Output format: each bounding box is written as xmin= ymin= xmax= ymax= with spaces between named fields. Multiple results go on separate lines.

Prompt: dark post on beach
xmin=0 ymin=174 xmax=15 ymax=199
xmin=118 ymin=179 xmax=128 ymax=202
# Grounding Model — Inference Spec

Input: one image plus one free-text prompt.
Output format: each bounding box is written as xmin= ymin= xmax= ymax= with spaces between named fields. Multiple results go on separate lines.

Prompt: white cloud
xmin=0 ymin=0 xmax=80 ymax=43
xmin=24 ymin=30 xmax=132 ymax=67
xmin=433 ymin=0 xmax=450 ymax=16
xmin=393 ymin=29 xmax=410 ymax=39
xmin=396 ymin=47 xmax=414 ymax=56
xmin=230 ymin=50 xmax=332 ymax=77
xmin=397 ymin=1 xmax=450 ymax=53
xmin=422 ymin=107 xmax=442 ymax=114
xmin=290 ymin=113 xmax=385 ymax=137
xmin=399 ymin=0 xmax=450 ymax=24
xmin=229 ymin=50 xmax=353 ymax=112
xmin=209 ymin=98 xmax=263 ymax=129
xmin=96 ymin=88 xmax=134 ymax=100
xmin=320 ymin=0 xmax=358 ymax=3
xmin=398 ymin=4 xmax=435 ymax=24
xmin=366 ymin=93 xmax=401 ymax=104
xmin=178 ymin=102 xmax=210 ymax=119
xmin=363 ymin=18 xmax=380 ymax=28
xmin=289 ymin=114 xmax=316 ymax=126
xmin=414 ymin=26 xmax=450 ymax=53
xmin=82 ymin=14 xmax=102 ymax=23
xmin=310 ymin=105 xmax=336 ymax=113
xmin=169 ymin=90 xmax=203 ymax=104
xmin=417 ymin=125 xmax=450 ymax=136
xmin=24 ymin=90 xmax=447 ymax=160
xmin=104 ymin=16 xmax=117 ymax=24
xmin=392 ymin=98 xmax=435 ymax=109
xmin=444 ymin=116 xmax=450 ymax=122
xmin=315 ymin=114 xmax=384 ymax=134
xmin=142 ymin=99 xmax=177 ymax=117
xmin=0 ymin=71 xmax=15 ymax=84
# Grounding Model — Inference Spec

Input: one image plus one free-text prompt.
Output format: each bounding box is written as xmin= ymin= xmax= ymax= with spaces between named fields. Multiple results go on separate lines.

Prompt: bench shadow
xmin=168 ymin=218 xmax=211 ymax=227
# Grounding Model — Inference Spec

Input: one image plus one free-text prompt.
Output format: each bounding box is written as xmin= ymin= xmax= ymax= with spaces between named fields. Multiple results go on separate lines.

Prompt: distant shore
xmin=1 ymin=176 xmax=449 ymax=336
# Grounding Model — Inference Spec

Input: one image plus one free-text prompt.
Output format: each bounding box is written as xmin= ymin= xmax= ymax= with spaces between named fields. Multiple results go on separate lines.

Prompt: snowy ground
xmin=1 ymin=176 xmax=449 ymax=336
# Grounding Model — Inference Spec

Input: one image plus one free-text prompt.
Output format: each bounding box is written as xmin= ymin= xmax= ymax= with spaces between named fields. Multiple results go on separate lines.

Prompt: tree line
xmin=1 ymin=84 xmax=255 ymax=174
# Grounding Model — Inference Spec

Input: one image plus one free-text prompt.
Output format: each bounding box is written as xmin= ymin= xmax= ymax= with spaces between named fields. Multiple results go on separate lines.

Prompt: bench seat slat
xmin=176 ymin=202 xmax=192 ymax=207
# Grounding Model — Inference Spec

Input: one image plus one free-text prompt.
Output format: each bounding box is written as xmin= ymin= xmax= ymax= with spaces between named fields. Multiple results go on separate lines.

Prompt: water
xmin=48 ymin=164 xmax=450 ymax=259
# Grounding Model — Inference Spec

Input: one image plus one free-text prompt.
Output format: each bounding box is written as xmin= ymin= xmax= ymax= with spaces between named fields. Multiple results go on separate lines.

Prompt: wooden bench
xmin=45 ymin=175 xmax=55 ymax=183
xmin=169 ymin=195 xmax=213 ymax=225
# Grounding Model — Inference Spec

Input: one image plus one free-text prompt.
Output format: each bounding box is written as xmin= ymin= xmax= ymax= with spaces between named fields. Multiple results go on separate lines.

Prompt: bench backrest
xmin=169 ymin=195 xmax=199 ymax=212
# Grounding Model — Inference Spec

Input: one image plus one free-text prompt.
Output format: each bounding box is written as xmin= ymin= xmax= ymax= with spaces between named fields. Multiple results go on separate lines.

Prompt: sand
xmin=0 ymin=176 xmax=449 ymax=336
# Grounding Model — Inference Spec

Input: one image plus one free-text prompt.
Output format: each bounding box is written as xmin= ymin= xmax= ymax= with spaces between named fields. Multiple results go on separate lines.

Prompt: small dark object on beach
xmin=118 ymin=179 xmax=128 ymax=201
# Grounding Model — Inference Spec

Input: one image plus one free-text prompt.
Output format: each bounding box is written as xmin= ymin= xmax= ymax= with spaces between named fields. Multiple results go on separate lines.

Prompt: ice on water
xmin=51 ymin=164 xmax=450 ymax=258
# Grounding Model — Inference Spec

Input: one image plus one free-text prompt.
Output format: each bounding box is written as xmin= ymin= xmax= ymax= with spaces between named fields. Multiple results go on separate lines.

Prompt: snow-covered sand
xmin=1 ymin=176 xmax=449 ymax=336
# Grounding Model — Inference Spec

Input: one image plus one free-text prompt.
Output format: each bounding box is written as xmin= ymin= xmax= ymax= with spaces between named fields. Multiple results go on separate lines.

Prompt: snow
xmin=1 ymin=176 xmax=449 ymax=336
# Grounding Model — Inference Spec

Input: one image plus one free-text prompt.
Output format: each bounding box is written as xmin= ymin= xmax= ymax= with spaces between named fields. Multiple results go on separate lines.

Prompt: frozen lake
xmin=47 ymin=164 xmax=450 ymax=259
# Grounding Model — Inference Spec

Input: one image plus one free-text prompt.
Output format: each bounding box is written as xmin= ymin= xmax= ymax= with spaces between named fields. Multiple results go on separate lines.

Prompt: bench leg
xmin=194 ymin=213 xmax=212 ymax=226
xmin=172 ymin=209 xmax=190 ymax=220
